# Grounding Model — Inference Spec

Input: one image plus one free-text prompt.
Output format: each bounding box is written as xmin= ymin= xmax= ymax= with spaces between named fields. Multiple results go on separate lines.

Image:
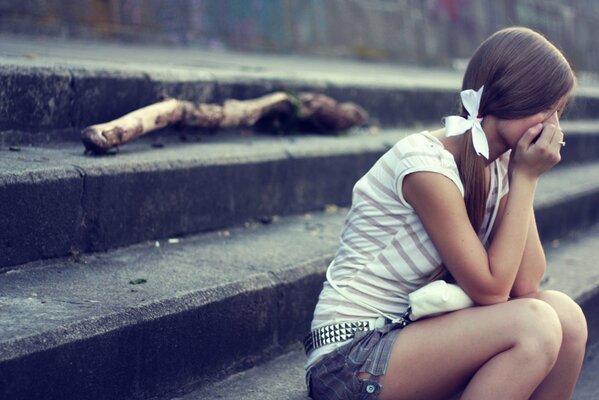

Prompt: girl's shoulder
xmin=383 ymin=131 xmax=464 ymax=203
xmin=388 ymin=131 xmax=457 ymax=171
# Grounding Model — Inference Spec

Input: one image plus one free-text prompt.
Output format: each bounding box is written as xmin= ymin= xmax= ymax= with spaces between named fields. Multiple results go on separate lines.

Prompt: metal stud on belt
xmin=303 ymin=320 xmax=370 ymax=355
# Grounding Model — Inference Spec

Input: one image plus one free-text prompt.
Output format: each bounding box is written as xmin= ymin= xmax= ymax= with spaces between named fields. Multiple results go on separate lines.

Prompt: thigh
xmin=378 ymin=298 xmax=558 ymax=400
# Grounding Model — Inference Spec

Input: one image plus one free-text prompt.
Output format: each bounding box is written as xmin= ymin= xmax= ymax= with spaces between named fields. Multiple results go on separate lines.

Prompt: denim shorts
xmin=306 ymin=322 xmax=404 ymax=400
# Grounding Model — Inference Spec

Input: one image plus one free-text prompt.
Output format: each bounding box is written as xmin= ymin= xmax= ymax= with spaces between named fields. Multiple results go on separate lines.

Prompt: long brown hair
xmin=430 ymin=27 xmax=575 ymax=282
xmin=458 ymin=27 xmax=575 ymax=232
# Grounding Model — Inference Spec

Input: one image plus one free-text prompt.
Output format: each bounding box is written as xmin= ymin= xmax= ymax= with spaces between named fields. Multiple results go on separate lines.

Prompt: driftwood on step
xmin=81 ymin=92 xmax=369 ymax=154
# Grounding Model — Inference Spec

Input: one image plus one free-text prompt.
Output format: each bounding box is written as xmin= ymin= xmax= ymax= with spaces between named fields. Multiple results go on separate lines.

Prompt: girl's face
xmin=495 ymin=110 xmax=557 ymax=149
xmin=494 ymin=97 xmax=567 ymax=149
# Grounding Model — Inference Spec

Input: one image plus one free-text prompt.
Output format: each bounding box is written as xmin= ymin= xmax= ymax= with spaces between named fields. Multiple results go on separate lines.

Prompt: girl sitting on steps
xmin=304 ymin=26 xmax=588 ymax=400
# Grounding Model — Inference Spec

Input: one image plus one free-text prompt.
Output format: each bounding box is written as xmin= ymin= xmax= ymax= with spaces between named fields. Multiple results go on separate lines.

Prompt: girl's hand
xmin=511 ymin=112 xmax=564 ymax=178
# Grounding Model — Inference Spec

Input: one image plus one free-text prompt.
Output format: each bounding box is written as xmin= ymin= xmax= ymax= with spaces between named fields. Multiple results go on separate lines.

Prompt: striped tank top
xmin=306 ymin=131 xmax=510 ymax=369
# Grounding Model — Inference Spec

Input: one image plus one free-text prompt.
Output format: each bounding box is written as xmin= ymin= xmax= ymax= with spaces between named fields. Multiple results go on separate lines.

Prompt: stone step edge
xmin=1 ymin=203 xmax=599 ymax=399
xmin=2 ymin=63 xmax=599 ymax=138
xmin=183 ymin=224 xmax=599 ymax=400
xmin=3 ymin=129 xmax=599 ymax=270
xmin=2 ymin=197 xmax=597 ymax=360
xmin=0 ymin=249 xmax=335 ymax=398
xmin=0 ymin=207 xmax=349 ymax=400
xmin=0 ymin=130 xmax=411 ymax=269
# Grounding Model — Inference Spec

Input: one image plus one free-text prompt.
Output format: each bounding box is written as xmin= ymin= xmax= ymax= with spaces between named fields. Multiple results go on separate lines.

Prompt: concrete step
xmin=0 ymin=129 xmax=408 ymax=269
xmin=3 ymin=33 xmax=598 ymax=400
xmin=173 ymin=223 xmax=599 ymax=400
xmin=171 ymin=338 xmax=599 ymax=400
xmin=175 ymin=346 xmax=310 ymax=400
xmin=535 ymin=158 xmax=599 ymax=241
xmin=2 ymin=125 xmax=599 ymax=269
xmin=0 ymin=208 xmax=346 ymax=400
xmin=560 ymin=120 xmax=599 ymax=164
xmin=2 ymin=198 xmax=599 ymax=400
xmin=574 ymin=340 xmax=599 ymax=400
xmin=1 ymin=34 xmax=599 ymax=145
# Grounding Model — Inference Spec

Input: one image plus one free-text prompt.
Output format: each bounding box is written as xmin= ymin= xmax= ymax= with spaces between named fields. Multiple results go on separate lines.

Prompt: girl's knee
xmin=539 ymin=290 xmax=588 ymax=349
xmin=512 ymin=298 xmax=561 ymax=331
xmin=510 ymin=299 xmax=563 ymax=362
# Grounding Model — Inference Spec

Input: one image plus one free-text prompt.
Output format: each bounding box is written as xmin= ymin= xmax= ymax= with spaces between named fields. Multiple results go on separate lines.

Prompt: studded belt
xmin=303 ymin=316 xmax=410 ymax=355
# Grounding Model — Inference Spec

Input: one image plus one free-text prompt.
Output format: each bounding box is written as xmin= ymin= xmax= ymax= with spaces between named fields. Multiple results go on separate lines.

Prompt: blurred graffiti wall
xmin=0 ymin=0 xmax=597 ymax=71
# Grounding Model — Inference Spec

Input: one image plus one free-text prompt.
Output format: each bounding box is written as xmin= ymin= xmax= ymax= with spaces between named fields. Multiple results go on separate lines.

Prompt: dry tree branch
xmin=81 ymin=92 xmax=368 ymax=154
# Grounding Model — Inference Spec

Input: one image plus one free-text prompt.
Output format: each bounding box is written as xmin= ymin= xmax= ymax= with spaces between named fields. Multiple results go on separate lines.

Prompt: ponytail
xmin=458 ymin=130 xmax=487 ymax=233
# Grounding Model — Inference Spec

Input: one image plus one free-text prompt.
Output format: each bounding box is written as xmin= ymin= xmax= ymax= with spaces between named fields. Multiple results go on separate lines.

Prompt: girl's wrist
xmin=511 ymin=165 xmax=541 ymax=183
xmin=509 ymin=169 xmax=538 ymax=200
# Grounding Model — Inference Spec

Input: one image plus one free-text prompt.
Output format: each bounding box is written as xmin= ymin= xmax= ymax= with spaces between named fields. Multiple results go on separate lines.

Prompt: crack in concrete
xmin=66 ymin=67 xmax=77 ymax=130
xmin=70 ymin=163 xmax=88 ymax=253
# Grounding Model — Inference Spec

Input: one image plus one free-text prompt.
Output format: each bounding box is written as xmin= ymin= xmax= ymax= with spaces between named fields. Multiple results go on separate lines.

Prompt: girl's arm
xmin=403 ymin=122 xmax=561 ymax=305
xmin=491 ymin=199 xmax=547 ymax=297
xmin=503 ymin=112 xmax=562 ymax=295
xmin=510 ymin=211 xmax=546 ymax=296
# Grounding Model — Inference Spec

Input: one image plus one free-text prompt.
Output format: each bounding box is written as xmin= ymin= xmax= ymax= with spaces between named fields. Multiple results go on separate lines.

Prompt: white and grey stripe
xmin=307 ymin=132 xmax=509 ymax=370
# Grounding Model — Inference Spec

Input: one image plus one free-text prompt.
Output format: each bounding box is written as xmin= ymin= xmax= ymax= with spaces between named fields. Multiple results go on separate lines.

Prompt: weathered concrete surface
xmin=559 ymin=120 xmax=599 ymax=164
xmin=2 ymin=209 xmax=599 ymax=400
xmin=170 ymin=224 xmax=599 ymax=400
xmin=0 ymin=64 xmax=74 ymax=132
xmin=175 ymin=346 xmax=311 ymax=400
xmin=1 ymin=34 xmax=599 ymax=144
xmin=535 ymin=160 xmax=599 ymax=242
xmin=0 ymin=130 xmax=410 ymax=268
xmin=0 ymin=209 xmax=346 ymax=400
xmin=173 ymin=339 xmax=599 ymax=400
xmin=575 ymin=340 xmax=599 ymax=400
xmin=2 ymin=127 xmax=599 ymax=270
xmin=0 ymin=158 xmax=84 ymax=267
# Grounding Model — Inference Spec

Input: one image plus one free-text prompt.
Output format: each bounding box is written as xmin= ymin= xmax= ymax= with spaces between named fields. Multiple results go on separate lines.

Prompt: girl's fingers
xmin=535 ymin=124 xmax=559 ymax=148
xmin=513 ymin=113 xmax=564 ymax=177
xmin=518 ymin=123 xmax=544 ymax=150
xmin=538 ymin=112 xmax=561 ymax=148
xmin=514 ymin=119 xmax=563 ymax=176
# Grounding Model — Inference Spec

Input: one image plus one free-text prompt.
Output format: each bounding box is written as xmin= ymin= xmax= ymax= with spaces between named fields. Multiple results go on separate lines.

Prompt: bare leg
xmin=378 ymin=298 xmax=563 ymax=400
xmin=523 ymin=290 xmax=588 ymax=400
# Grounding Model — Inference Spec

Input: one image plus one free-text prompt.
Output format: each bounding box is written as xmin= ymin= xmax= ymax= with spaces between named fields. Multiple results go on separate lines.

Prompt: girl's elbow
xmin=474 ymin=293 xmax=510 ymax=306
xmin=470 ymin=286 xmax=511 ymax=305
xmin=510 ymin=282 xmax=541 ymax=298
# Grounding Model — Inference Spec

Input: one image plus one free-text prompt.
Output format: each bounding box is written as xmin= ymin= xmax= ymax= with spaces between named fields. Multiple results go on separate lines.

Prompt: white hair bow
xmin=444 ymin=86 xmax=489 ymax=159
